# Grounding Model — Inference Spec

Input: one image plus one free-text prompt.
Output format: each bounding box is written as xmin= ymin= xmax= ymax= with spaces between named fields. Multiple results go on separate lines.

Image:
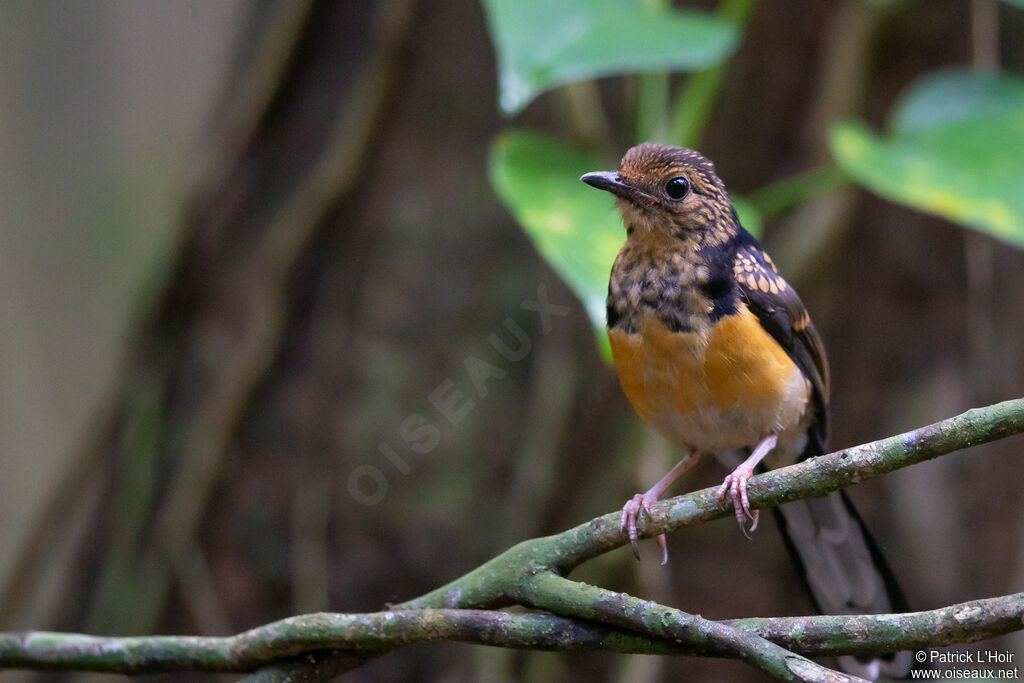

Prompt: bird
xmin=580 ymin=142 xmax=911 ymax=679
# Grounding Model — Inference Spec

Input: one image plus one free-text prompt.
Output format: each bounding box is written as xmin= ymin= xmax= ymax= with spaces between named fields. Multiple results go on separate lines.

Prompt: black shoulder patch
xmin=697 ymin=237 xmax=739 ymax=321
xmin=606 ymin=299 xmax=620 ymax=328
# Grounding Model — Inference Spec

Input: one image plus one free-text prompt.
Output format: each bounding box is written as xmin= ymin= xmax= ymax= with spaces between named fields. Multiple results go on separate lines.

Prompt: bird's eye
xmin=665 ymin=176 xmax=691 ymax=200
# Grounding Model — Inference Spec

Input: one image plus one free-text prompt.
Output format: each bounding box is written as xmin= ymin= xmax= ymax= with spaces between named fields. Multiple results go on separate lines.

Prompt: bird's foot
xmin=619 ymin=493 xmax=669 ymax=565
xmin=716 ymin=463 xmax=759 ymax=539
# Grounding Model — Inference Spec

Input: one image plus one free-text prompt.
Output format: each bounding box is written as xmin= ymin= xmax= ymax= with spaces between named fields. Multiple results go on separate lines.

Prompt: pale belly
xmin=608 ymin=307 xmax=811 ymax=453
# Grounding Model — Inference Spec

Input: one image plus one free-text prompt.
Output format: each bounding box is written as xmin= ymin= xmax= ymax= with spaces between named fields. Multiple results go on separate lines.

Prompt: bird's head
xmin=581 ymin=142 xmax=736 ymax=245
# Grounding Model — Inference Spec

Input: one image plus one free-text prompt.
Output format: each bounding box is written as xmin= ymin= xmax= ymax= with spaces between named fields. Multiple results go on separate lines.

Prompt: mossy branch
xmin=403 ymin=397 xmax=1024 ymax=608
xmin=1 ymin=398 xmax=1022 ymax=681
xmin=3 ymin=593 xmax=1022 ymax=675
xmin=515 ymin=572 xmax=845 ymax=681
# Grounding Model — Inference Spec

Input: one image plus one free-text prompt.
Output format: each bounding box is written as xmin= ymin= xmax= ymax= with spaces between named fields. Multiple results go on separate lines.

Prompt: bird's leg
xmin=716 ymin=434 xmax=777 ymax=538
xmin=620 ymin=451 xmax=701 ymax=565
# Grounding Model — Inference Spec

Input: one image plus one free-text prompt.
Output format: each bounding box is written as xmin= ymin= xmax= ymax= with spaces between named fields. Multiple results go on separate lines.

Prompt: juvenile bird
xmin=581 ymin=143 xmax=910 ymax=679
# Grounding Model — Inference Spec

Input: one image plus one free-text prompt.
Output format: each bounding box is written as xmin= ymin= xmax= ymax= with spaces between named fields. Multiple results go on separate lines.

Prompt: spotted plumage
xmin=597 ymin=145 xmax=827 ymax=457
xmin=581 ymin=143 xmax=911 ymax=680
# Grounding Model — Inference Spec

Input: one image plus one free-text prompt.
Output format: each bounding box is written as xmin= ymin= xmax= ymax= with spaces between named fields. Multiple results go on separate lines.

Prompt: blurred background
xmin=1 ymin=1 xmax=1023 ymax=681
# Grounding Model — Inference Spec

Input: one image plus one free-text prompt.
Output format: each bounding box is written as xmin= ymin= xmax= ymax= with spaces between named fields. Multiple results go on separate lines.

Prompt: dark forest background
xmin=1 ymin=1 xmax=1023 ymax=681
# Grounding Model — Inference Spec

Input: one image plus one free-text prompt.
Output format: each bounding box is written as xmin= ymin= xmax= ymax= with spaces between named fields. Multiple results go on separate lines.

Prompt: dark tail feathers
xmin=772 ymin=436 xmax=914 ymax=679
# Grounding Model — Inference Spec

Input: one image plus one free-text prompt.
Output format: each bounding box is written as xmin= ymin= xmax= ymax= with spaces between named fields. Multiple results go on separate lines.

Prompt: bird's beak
xmin=580 ymin=171 xmax=645 ymax=203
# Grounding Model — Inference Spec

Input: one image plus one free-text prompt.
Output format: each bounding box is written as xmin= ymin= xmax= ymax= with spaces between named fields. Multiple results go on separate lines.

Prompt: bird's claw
xmin=619 ymin=493 xmax=669 ymax=564
xmin=716 ymin=467 xmax=759 ymax=539
xmin=620 ymin=493 xmax=651 ymax=559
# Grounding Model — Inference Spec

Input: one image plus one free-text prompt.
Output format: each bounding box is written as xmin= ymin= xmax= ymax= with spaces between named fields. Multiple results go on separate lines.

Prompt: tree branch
xmin=1 ymin=399 xmax=1021 ymax=680
xmin=515 ymin=572 xmax=855 ymax=681
xmin=0 ymin=610 xmax=660 ymax=674
xmin=727 ymin=591 xmax=1024 ymax=657
xmin=403 ymin=398 xmax=1024 ymax=609
xmin=3 ymin=593 xmax=1023 ymax=675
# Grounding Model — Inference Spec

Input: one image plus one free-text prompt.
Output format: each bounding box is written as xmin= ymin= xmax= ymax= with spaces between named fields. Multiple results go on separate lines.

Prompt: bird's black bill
xmin=580 ymin=171 xmax=638 ymax=201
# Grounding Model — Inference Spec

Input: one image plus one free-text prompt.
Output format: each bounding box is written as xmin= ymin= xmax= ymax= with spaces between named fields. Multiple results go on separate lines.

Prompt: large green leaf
xmin=481 ymin=0 xmax=737 ymax=114
xmin=490 ymin=131 xmax=762 ymax=357
xmin=829 ymin=70 xmax=1024 ymax=249
xmin=489 ymin=132 xmax=622 ymax=351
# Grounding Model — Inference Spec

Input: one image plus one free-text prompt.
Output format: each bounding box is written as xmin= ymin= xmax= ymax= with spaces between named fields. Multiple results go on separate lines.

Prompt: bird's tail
xmin=772 ymin=439 xmax=914 ymax=679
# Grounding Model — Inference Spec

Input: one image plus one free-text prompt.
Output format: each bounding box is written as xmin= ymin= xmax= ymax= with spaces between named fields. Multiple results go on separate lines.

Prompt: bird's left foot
xmin=716 ymin=434 xmax=778 ymax=538
xmin=716 ymin=462 xmax=759 ymax=539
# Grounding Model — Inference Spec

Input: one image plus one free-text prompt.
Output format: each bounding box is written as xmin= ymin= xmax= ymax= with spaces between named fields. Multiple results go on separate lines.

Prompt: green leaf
xmin=890 ymin=70 xmax=1024 ymax=132
xmin=490 ymin=131 xmax=763 ymax=359
xmin=482 ymin=0 xmax=738 ymax=114
xmin=1002 ymin=0 xmax=1024 ymax=9
xmin=489 ymin=131 xmax=621 ymax=355
xmin=829 ymin=70 xmax=1024 ymax=249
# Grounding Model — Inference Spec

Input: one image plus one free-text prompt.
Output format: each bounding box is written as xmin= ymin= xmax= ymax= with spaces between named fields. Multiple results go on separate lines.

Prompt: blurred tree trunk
xmin=2 ymin=0 xmax=420 ymax=640
xmin=3 ymin=5 xmax=616 ymax=681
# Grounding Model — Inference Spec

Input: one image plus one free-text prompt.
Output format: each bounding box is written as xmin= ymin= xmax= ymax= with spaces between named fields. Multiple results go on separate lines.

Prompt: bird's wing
xmin=732 ymin=244 xmax=830 ymax=453
xmin=732 ymin=242 xmax=911 ymax=678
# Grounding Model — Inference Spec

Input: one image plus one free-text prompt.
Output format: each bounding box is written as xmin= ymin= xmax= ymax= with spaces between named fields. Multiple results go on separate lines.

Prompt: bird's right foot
xmin=620 ymin=493 xmax=669 ymax=565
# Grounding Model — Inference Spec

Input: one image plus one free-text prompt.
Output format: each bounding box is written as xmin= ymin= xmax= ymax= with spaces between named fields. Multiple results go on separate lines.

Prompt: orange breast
xmin=608 ymin=306 xmax=808 ymax=450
